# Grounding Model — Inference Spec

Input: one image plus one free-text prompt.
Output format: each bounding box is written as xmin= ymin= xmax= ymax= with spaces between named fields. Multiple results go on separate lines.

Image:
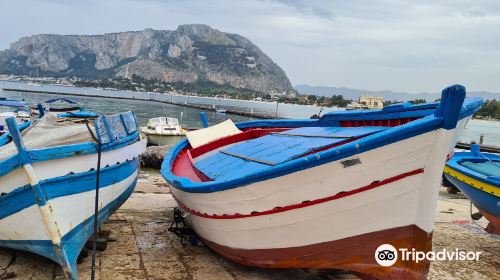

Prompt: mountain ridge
xmin=294 ymin=84 xmax=500 ymax=101
xmin=0 ymin=24 xmax=293 ymax=93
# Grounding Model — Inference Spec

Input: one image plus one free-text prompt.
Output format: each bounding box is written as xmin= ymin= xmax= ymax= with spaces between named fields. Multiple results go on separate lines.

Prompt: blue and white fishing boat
xmin=0 ymin=99 xmax=32 ymax=147
xmin=31 ymin=97 xmax=82 ymax=115
xmin=161 ymin=85 xmax=482 ymax=280
xmin=0 ymin=111 xmax=146 ymax=279
xmin=44 ymin=97 xmax=82 ymax=113
xmin=444 ymin=145 xmax=500 ymax=237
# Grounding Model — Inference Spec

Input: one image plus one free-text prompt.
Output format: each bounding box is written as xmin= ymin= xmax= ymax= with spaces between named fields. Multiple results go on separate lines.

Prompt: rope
xmin=478 ymin=151 xmax=500 ymax=171
xmin=85 ymin=118 xmax=101 ymax=280
xmin=470 ymin=201 xmax=486 ymax=231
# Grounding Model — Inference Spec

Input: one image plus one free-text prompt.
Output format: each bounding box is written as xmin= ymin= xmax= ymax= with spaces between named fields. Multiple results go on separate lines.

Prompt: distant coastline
xmin=2 ymin=75 xmax=498 ymax=121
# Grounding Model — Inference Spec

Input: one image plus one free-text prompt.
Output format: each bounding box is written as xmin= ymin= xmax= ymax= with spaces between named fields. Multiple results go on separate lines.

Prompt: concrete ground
xmin=0 ymin=169 xmax=499 ymax=279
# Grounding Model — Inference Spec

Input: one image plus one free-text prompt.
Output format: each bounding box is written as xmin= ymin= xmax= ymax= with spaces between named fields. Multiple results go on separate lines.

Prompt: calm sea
xmin=1 ymin=81 xmax=499 ymax=146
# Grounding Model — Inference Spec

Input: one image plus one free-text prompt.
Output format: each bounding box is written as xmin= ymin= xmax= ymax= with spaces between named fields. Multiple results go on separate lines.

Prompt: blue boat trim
xmin=0 ymin=185 xmax=34 ymax=220
xmin=45 ymin=97 xmax=78 ymax=104
xmin=444 ymin=174 xmax=499 ymax=216
xmin=0 ymin=111 xmax=142 ymax=279
xmin=0 ymin=121 xmax=31 ymax=147
xmin=57 ymin=111 xmax=98 ymax=118
xmin=0 ymin=239 xmax=58 ymax=263
xmin=0 ymin=178 xmax=137 ymax=276
xmin=5 ymin=118 xmax=51 ymax=211
xmin=161 ymin=85 xmax=483 ymax=193
xmin=0 ymin=160 xmax=139 ymax=220
xmin=60 ymin=178 xmax=137 ymax=277
xmin=0 ymin=99 xmax=27 ymax=107
xmin=0 ymin=131 xmax=140 ymax=178
xmin=446 ymin=151 xmax=500 ymax=190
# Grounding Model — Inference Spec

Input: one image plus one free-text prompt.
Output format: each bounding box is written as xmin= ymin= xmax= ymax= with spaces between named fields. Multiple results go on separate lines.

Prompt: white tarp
xmin=0 ymin=113 xmax=95 ymax=160
xmin=186 ymin=119 xmax=241 ymax=148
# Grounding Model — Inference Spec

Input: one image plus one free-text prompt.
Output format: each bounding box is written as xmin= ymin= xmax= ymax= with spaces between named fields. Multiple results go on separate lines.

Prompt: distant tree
xmin=476 ymin=99 xmax=500 ymax=120
xmin=383 ymin=100 xmax=399 ymax=106
xmin=410 ymin=99 xmax=427 ymax=104
xmin=307 ymin=95 xmax=317 ymax=102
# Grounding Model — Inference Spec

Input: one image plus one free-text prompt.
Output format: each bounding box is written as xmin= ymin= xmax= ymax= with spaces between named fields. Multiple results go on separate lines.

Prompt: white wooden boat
xmin=140 ymin=116 xmax=186 ymax=146
xmin=0 ymin=111 xmax=146 ymax=279
xmin=161 ymin=85 xmax=483 ymax=279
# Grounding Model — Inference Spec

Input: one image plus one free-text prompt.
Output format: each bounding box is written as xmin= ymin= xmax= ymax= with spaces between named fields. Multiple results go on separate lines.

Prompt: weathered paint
xmin=160 ymin=85 xmax=482 ymax=279
xmin=0 ymin=112 xmax=146 ymax=280
xmin=200 ymin=225 xmax=432 ymax=280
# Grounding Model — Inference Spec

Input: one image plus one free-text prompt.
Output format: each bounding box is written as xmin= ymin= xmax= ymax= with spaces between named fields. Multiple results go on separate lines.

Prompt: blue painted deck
xmin=195 ymin=127 xmax=386 ymax=181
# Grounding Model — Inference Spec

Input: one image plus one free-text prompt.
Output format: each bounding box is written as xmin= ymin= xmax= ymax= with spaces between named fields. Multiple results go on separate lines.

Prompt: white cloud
xmin=0 ymin=0 xmax=499 ymax=92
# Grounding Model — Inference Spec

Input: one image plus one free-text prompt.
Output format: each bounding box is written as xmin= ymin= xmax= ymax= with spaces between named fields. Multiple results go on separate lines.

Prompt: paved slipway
xmin=0 ymin=169 xmax=499 ymax=280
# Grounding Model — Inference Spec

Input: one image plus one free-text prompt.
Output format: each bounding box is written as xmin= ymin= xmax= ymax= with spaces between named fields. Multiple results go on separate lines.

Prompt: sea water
xmin=1 ymin=83 xmax=498 ymax=146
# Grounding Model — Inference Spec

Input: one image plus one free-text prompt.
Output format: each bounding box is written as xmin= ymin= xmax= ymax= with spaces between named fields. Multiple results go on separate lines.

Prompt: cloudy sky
xmin=0 ymin=0 xmax=499 ymax=93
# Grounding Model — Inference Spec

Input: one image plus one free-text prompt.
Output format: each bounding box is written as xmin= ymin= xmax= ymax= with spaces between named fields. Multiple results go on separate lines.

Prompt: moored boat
xmin=161 ymin=85 xmax=483 ymax=279
xmin=45 ymin=97 xmax=82 ymax=112
xmin=0 ymin=111 xmax=146 ymax=279
xmin=140 ymin=116 xmax=187 ymax=146
xmin=32 ymin=97 xmax=82 ymax=115
xmin=444 ymin=145 xmax=500 ymax=237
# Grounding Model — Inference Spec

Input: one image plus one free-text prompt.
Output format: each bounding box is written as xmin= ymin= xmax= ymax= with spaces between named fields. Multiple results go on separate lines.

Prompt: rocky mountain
xmin=0 ymin=24 xmax=293 ymax=93
xmin=295 ymin=84 xmax=500 ymax=102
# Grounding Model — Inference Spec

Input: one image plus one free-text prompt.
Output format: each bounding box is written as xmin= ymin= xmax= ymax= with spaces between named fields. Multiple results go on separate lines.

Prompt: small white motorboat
xmin=140 ymin=116 xmax=187 ymax=146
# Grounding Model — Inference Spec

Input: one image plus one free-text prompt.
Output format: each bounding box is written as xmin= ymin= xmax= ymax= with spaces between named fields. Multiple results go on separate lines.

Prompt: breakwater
xmin=3 ymin=87 xmax=278 ymax=119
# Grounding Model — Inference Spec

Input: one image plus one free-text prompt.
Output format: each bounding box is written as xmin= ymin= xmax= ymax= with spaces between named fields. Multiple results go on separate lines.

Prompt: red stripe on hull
xmin=174 ymin=168 xmax=424 ymax=219
xmin=200 ymin=225 xmax=431 ymax=280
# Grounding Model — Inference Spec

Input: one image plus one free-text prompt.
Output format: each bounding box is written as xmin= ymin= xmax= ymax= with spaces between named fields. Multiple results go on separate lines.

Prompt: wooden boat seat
xmin=194 ymin=126 xmax=387 ymax=181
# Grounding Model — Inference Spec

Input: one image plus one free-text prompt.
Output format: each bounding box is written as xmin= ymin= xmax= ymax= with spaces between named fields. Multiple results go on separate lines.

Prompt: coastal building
xmin=268 ymin=90 xmax=297 ymax=99
xmin=347 ymin=95 xmax=383 ymax=110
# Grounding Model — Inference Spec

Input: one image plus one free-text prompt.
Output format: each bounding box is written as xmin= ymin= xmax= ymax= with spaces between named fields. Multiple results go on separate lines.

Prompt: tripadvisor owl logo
xmin=375 ymin=244 xmax=398 ymax=266
xmin=375 ymin=243 xmax=482 ymax=266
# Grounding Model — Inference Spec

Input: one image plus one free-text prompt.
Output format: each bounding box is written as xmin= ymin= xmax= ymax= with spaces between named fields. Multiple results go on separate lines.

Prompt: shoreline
xmin=1 ymin=87 xmax=279 ymax=120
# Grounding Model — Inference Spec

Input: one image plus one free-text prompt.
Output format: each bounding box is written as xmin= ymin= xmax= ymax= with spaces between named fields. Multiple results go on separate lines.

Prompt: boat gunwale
xmin=0 ymin=111 xmax=142 ymax=178
xmin=0 ymin=121 xmax=31 ymax=147
xmin=0 ymin=131 xmax=140 ymax=178
xmin=445 ymin=152 xmax=500 ymax=188
xmin=161 ymin=94 xmax=483 ymax=193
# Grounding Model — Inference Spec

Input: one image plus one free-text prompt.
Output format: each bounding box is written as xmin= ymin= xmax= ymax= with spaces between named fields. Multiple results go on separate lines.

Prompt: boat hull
xmin=0 ymin=137 xmax=146 ymax=279
xmin=201 ymin=225 xmax=431 ymax=280
xmin=146 ymin=133 xmax=186 ymax=146
xmin=162 ymin=86 xmax=482 ymax=279
xmin=444 ymin=168 xmax=500 ymax=235
xmin=170 ymin=122 xmax=463 ymax=279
